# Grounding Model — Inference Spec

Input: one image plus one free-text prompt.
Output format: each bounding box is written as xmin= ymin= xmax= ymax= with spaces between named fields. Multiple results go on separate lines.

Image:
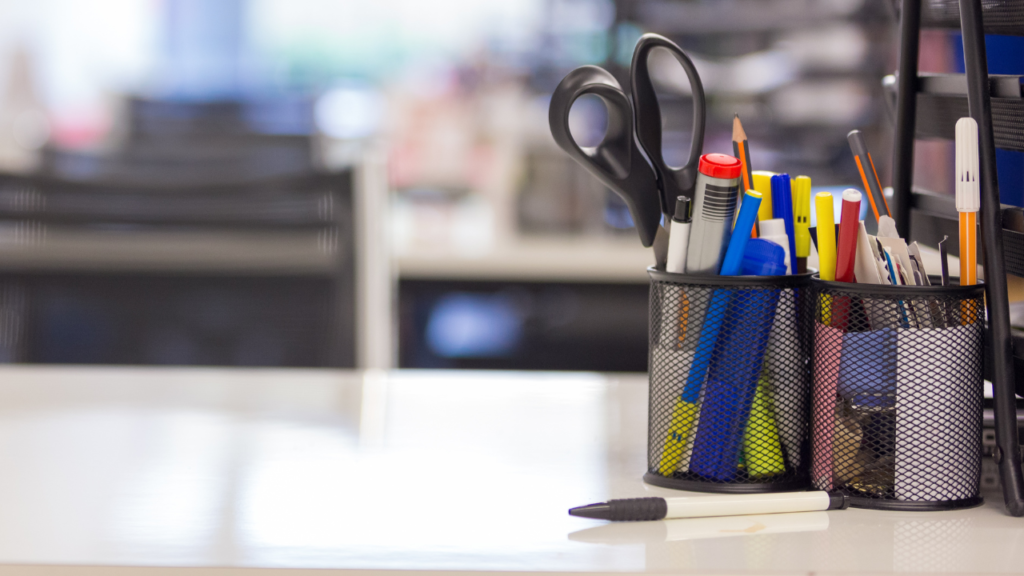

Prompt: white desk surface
xmin=0 ymin=366 xmax=1018 ymax=576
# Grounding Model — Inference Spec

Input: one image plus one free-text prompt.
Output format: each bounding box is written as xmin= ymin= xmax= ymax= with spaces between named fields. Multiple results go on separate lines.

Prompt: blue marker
xmin=741 ymin=238 xmax=788 ymax=276
xmin=770 ymin=174 xmax=798 ymax=274
xmin=720 ymin=191 xmax=763 ymax=276
xmin=689 ymin=283 xmax=782 ymax=480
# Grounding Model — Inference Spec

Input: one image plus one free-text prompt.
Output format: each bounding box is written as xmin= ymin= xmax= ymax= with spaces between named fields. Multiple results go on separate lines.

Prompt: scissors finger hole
xmin=645 ymin=46 xmax=699 ymax=169
xmin=568 ymin=94 xmax=608 ymax=148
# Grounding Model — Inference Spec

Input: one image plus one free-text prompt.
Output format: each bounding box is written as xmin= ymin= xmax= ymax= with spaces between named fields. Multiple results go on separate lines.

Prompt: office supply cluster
xmin=552 ymin=33 xmax=987 ymax=513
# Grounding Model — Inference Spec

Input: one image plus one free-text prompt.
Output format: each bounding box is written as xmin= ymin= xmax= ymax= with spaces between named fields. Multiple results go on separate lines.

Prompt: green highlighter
xmin=743 ymin=371 xmax=786 ymax=477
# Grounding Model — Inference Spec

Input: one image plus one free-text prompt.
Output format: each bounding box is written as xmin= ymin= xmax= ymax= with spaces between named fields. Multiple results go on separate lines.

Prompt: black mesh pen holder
xmin=645 ymin=268 xmax=812 ymax=493
xmin=809 ymin=277 xmax=985 ymax=511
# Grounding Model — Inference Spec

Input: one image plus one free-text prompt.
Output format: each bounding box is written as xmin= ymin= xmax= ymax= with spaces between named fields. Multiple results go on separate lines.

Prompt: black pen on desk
xmin=569 ymin=491 xmax=848 ymax=522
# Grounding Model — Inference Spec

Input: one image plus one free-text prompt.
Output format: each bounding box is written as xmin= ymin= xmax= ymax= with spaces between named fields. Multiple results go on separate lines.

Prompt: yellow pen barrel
xmin=792 ymin=176 xmax=812 ymax=258
xmin=753 ymin=171 xmax=775 ymax=222
xmin=815 ymin=192 xmax=837 ymax=281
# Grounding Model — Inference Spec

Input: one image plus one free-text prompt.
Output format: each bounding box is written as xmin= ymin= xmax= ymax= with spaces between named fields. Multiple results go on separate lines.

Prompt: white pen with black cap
xmin=665 ymin=196 xmax=692 ymax=273
xmin=570 ymin=491 xmax=849 ymax=522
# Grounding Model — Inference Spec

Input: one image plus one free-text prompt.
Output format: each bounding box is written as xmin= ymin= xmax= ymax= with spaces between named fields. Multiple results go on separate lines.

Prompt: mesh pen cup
xmin=645 ymin=268 xmax=812 ymax=493
xmin=809 ymin=277 xmax=985 ymax=510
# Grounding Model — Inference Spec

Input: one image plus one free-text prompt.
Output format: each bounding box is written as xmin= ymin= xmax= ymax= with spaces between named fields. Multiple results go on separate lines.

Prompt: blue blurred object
xmin=426 ymin=293 xmax=523 ymax=358
xmin=838 ymin=329 xmax=896 ymax=409
xmin=604 ymin=194 xmax=636 ymax=229
xmin=952 ymin=33 xmax=1024 ymax=207
xmin=742 ymin=238 xmax=788 ymax=276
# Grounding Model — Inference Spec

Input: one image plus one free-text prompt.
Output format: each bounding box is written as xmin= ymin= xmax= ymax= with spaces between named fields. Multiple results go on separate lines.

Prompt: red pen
xmin=831 ymin=189 xmax=861 ymax=333
xmin=835 ymin=189 xmax=862 ymax=283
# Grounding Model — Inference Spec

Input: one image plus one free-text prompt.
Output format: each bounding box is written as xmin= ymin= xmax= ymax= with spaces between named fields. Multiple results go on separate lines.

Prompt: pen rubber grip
xmin=605 ymin=498 xmax=668 ymax=521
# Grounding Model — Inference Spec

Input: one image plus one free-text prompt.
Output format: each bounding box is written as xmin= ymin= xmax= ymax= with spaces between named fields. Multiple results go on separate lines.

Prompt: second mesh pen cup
xmin=645 ymin=268 xmax=812 ymax=493
xmin=809 ymin=277 xmax=985 ymax=510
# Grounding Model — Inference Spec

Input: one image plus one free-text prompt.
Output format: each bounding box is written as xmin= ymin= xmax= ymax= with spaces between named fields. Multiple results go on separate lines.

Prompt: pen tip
xmin=569 ymin=503 xmax=611 ymax=520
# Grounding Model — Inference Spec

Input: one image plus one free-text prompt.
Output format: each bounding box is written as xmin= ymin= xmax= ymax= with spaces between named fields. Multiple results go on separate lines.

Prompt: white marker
xmin=569 ymin=491 xmax=849 ymax=521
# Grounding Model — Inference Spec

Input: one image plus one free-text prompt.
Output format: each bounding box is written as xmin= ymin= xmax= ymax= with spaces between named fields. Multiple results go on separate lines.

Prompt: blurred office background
xmin=0 ymin=0 xmax=1001 ymax=371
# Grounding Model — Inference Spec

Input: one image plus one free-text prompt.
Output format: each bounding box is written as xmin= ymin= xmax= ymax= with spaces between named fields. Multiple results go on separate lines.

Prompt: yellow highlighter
xmin=792 ymin=176 xmax=812 ymax=274
xmin=815 ymin=191 xmax=838 ymax=325
xmin=743 ymin=371 xmax=786 ymax=477
xmin=658 ymin=399 xmax=700 ymax=475
xmin=753 ymin=170 xmax=775 ymax=222
xmin=815 ymin=192 xmax=837 ymax=281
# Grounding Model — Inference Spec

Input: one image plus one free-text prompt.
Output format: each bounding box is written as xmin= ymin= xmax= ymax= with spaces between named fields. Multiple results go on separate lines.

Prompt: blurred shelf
xmin=892 ymin=0 xmax=1024 ymax=35
xmin=636 ymin=0 xmax=867 ymax=34
xmin=397 ymin=236 xmax=654 ymax=283
xmin=0 ymin=229 xmax=337 ymax=275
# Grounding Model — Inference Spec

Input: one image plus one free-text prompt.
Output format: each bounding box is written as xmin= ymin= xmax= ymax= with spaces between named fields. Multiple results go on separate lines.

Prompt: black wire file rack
xmin=890 ymin=0 xmax=1024 ymax=516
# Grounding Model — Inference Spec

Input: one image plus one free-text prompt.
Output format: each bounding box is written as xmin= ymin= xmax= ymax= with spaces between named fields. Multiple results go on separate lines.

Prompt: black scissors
xmin=549 ymin=34 xmax=706 ymax=259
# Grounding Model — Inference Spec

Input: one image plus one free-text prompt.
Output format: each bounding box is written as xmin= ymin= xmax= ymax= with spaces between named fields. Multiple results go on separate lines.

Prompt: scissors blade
xmin=653 ymin=224 xmax=670 ymax=269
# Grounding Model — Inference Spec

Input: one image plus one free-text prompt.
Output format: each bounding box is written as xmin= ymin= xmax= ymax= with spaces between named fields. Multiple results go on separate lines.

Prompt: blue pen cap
xmin=741 ymin=238 xmax=787 ymax=276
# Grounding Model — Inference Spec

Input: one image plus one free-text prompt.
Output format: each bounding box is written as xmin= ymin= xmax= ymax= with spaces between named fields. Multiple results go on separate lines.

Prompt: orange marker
xmin=956 ymin=118 xmax=979 ymax=295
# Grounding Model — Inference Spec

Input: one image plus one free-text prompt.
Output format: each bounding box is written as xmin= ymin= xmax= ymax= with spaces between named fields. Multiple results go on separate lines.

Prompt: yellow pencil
xmin=733 ymin=115 xmax=756 ymax=238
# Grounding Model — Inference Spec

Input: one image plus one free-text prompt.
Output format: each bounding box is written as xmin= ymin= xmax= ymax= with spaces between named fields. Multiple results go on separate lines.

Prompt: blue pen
xmin=657 ymin=191 xmax=762 ymax=474
xmin=770 ymin=174 xmax=798 ymax=274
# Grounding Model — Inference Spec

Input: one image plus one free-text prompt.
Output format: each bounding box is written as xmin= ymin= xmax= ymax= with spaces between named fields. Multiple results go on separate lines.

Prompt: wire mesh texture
xmin=645 ymin=269 xmax=812 ymax=493
xmin=809 ymin=277 xmax=985 ymax=510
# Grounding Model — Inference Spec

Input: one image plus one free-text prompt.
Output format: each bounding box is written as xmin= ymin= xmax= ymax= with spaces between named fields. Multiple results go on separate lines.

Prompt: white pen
xmin=569 ymin=491 xmax=849 ymax=522
xmin=666 ymin=196 xmax=692 ymax=274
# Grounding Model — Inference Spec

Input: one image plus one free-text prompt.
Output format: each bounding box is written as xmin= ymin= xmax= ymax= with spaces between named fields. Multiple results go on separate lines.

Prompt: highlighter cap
xmin=742 ymin=238 xmax=787 ymax=276
xmin=673 ymin=196 xmax=691 ymax=223
xmin=699 ymin=153 xmax=741 ymax=179
xmin=955 ymin=117 xmax=980 ymax=212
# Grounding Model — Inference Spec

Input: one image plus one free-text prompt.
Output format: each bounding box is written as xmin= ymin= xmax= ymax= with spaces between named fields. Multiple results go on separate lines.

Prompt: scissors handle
xmin=631 ymin=34 xmax=707 ymax=216
xmin=548 ymin=65 xmax=662 ymax=248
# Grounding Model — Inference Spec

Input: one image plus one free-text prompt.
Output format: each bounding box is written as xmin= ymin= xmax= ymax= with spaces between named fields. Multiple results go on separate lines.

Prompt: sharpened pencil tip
xmin=732 ymin=114 xmax=746 ymax=142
